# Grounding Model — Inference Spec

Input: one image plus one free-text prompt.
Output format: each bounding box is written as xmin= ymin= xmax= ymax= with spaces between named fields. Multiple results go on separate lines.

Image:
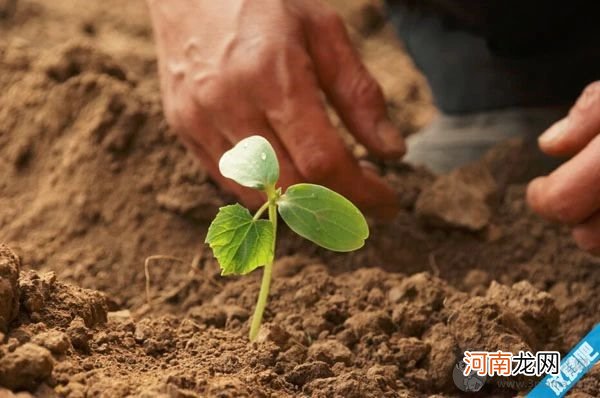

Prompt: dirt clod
xmin=0 ymin=343 xmax=54 ymax=391
xmin=389 ymin=273 xmax=450 ymax=336
xmin=344 ymin=310 xmax=395 ymax=337
xmin=256 ymin=323 xmax=292 ymax=349
xmin=415 ymin=164 xmax=497 ymax=231
xmin=394 ymin=337 xmax=430 ymax=370
xmin=422 ymin=323 xmax=458 ymax=390
xmin=449 ymin=296 xmax=535 ymax=353
xmin=0 ymin=244 xmax=20 ymax=332
xmin=486 ymin=280 xmax=560 ymax=349
xmin=308 ymin=339 xmax=354 ymax=366
xmin=66 ymin=317 xmax=92 ymax=353
xmin=285 ymin=361 xmax=334 ymax=387
xmin=31 ymin=330 xmax=71 ymax=355
xmin=19 ymin=271 xmax=107 ymax=328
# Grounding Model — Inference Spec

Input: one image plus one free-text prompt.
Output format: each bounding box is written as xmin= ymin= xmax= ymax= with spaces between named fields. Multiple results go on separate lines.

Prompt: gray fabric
xmin=386 ymin=3 xmax=600 ymax=114
xmin=404 ymin=106 xmax=567 ymax=173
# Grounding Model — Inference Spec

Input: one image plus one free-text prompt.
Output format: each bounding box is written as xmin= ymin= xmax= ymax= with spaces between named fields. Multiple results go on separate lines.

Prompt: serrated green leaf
xmin=205 ymin=204 xmax=274 ymax=275
xmin=219 ymin=135 xmax=279 ymax=190
xmin=277 ymin=184 xmax=369 ymax=252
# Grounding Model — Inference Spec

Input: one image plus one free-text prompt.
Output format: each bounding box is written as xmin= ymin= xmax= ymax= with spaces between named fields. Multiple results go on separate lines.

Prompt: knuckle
xmin=233 ymin=48 xmax=308 ymax=93
xmin=231 ymin=48 xmax=271 ymax=79
xmin=192 ymin=78 xmax=227 ymax=109
xmin=230 ymin=35 xmax=297 ymax=80
xmin=344 ymin=68 xmax=382 ymax=101
xmin=315 ymin=8 xmax=345 ymax=31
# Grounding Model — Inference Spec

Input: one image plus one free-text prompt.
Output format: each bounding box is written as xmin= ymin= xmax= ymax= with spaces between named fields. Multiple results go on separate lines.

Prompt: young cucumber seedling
xmin=205 ymin=136 xmax=369 ymax=341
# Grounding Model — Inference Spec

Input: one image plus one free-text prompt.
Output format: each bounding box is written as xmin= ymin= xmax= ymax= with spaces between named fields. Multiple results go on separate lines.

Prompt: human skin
xmin=147 ymin=1 xmax=600 ymax=252
xmin=146 ymin=0 xmax=405 ymax=218
xmin=528 ymin=81 xmax=600 ymax=254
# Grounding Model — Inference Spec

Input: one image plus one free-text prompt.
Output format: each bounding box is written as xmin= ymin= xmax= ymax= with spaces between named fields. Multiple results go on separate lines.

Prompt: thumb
xmin=539 ymin=81 xmax=600 ymax=157
xmin=302 ymin=3 xmax=405 ymax=159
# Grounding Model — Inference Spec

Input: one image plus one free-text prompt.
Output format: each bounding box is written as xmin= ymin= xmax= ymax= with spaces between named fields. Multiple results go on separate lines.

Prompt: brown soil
xmin=1 ymin=1 xmax=599 ymax=397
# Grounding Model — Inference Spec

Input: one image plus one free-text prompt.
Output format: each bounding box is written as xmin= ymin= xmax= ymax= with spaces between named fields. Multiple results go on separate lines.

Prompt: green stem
xmin=252 ymin=201 xmax=270 ymax=221
xmin=249 ymin=200 xmax=278 ymax=341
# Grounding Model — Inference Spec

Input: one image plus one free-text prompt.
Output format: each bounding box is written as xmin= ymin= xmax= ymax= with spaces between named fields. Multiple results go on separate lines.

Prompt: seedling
xmin=206 ymin=135 xmax=369 ymax=341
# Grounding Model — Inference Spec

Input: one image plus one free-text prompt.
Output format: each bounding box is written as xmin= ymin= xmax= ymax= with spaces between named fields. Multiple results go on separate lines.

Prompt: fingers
xmin=174 ymin=104 xmax=266 ymax=209
xmin=530 ymin=81 xmax=600 ymax=255
xmin=573 ymin=212 xmax=600 ymax=255
xmin=539 ymin=81 xmax=600 ymax=157
xmin=302 ymin=3 xmax=405 ymax=159
xmin=527 ymin=134 xmax=600 ymax=225
xmin=263 ymin=50 xmax=398 ymax=218
xmin=359 ymin=166 xmax=400 ymax=219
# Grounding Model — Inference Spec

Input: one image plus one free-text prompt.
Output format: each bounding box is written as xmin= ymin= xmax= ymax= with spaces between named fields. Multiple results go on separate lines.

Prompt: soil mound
xmin=1 ymin=245 xmax=587 ymax=396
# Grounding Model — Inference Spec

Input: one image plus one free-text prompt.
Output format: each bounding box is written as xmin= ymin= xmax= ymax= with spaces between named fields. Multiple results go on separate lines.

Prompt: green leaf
xmin=205 ymin=204 xmax=274 ymax=275
xmin=219 ymin=135 xmax=279 ymax=190
xmin=277 ymin=184 xmax=369 ymax=252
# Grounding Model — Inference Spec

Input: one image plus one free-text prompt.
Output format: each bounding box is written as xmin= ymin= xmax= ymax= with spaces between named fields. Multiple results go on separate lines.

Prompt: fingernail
xmin=359 ymin=159 xmax=382 ymax=174
xmin=377 ymin=120 xmax=405 ymax=156
xmin=539 ymin=117 xmax=569 ymax=145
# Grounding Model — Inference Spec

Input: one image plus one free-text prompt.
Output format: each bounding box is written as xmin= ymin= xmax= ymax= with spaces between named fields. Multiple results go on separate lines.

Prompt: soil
xmin=1 ymin=1 xmax=600 ymax=397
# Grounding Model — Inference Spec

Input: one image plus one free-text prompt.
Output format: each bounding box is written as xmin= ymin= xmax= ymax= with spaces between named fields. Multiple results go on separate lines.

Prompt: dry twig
xmin=143 ymin=255 xmax=184 ymax=307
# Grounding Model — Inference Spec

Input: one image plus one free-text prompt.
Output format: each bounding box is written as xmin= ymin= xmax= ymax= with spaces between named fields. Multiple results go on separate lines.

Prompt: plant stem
xmin=249 ymin=200 xmax=278 ymax=341
xmin=252 ymin=201 xmax=270 ymax=221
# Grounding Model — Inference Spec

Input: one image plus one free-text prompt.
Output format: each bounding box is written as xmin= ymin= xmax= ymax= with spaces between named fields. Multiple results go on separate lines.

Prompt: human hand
xmin=527 ymin=81 xmax=600 ymax=254
xmin=146 ymin=0 xmax=404 ymax=218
